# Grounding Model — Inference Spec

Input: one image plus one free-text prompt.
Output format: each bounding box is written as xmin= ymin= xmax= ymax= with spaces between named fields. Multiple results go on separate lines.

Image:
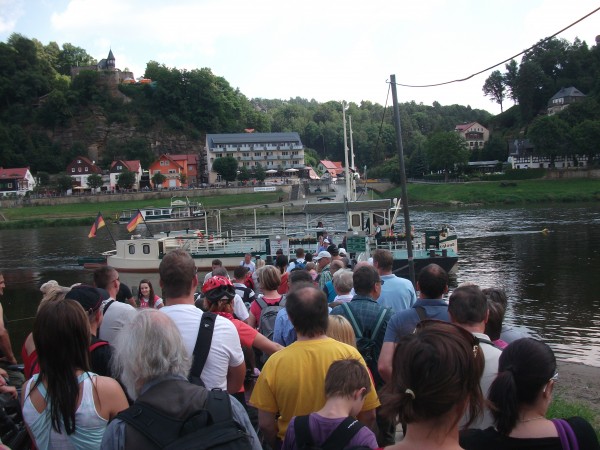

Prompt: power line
xmin=391 ymin=6 xmax=600 ymax=88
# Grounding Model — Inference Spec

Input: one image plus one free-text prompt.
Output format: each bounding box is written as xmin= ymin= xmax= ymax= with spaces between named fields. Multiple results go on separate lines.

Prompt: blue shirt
xmin=273 ymin=308 xmax=297 ymax=346
xmin=377 ymin=274 xmax=417 ymax=313
xmin=383 ymin=299 xmax=450 ymax=343
xmin=324 ymin=280 xmax=336 ymax=303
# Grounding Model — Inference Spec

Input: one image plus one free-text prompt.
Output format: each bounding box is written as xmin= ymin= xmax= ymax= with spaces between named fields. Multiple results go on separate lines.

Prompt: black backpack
xmin=116 ymin=389 xmax=251 ymax=450
xmin=340 ymin=303 xmax=388 ymax=369
xmin=294 ymin=414 xmax=369 ymax=450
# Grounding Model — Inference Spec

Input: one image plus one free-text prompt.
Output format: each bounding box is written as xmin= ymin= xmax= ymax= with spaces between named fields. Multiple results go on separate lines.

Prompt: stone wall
xmin=25 ymin=185 xmax=291 ymax=207
xmin=545 ymin=168 xmax=600 ymax=179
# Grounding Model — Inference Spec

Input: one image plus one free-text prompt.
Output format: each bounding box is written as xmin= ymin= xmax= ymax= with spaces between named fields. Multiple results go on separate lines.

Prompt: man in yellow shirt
xmin=249 ymin=284 xmax=379 ymax=449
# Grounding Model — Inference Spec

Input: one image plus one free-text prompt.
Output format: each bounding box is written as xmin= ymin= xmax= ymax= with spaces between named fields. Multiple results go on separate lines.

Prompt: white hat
xmin=338 ymin=248 xmax=347 ymax=256
xmin=314 ymin=251 xmax=332 ymax=261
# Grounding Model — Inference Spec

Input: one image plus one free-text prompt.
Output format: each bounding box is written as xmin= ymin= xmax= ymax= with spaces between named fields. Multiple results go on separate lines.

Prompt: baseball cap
xmin=314 ymin=251 xmax=332 ymax=261
xmin=65 ymin=285 xmax=105 ymax=313
xmin=338 ymin=248 xmax=348 ymax=256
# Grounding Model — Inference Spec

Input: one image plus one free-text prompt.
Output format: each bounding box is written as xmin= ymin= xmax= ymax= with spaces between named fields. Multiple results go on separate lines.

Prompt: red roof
xmin=455 ymin=122 xmax=477 ymax=131
xmin=0 ymin=167 xmax=29 ymax=180
xmin=169 ymin=154 xmax=198 ymax=165
xmin=110 ymin=160 xmax=141 ymax=172
xmin=319 ymin=160 xmax=343 ymax=170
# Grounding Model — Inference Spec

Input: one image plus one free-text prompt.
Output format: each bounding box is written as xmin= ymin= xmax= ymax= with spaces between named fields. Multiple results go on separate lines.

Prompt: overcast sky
xmin=1 ymin=0 xmax=598 ymax=115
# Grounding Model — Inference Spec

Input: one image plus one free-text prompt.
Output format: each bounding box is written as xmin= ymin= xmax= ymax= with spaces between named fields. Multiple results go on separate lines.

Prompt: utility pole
xmin=390 ymin=74 xmax=415 ymax=286
xmin=349 ymin=115 xmax=356 ymax=201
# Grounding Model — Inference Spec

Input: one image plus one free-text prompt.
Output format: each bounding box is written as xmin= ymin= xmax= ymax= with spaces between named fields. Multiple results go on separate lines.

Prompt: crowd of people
xmin=0 ymin=239 xmax=597 ymax=449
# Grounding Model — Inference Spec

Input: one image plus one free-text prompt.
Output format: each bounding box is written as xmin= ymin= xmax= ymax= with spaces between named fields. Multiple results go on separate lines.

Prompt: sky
xmin=1 ymin=0 xmax=599 ymax=115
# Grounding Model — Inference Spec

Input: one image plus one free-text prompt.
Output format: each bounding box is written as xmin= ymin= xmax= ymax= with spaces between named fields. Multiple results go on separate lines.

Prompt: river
xmin=0 ymin=202 xmax=599 ymax=366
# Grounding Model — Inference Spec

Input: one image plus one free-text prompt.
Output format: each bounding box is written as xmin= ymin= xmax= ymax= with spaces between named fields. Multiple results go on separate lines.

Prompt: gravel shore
xmin=555 ymin=361 xmax=600 ymax=427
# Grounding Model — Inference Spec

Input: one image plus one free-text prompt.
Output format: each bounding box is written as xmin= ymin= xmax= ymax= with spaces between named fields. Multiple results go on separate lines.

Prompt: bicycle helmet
xmin=202 ymin=275 xmax=236 ymax=303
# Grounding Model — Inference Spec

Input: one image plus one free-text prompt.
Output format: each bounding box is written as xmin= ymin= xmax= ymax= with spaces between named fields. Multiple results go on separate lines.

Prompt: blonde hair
xmin=38 ymin=283 xmax=71 ymax=313
xmin=327 ymin=315 xmax=356 ymax=348
xmin=257 ymin=265 xmax=281 ymax=291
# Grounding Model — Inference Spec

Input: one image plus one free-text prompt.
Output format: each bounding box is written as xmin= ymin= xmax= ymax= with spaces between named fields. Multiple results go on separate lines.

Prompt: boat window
xmin=146 ymin=211 xmax=153 ymax=216
xmin=143 ymin=244 xmax=150 ymax=254
xmin=162 ymin=209 xmax=169 ymax=215
xmin=128 ymin=245 xmax=135 ymax=255
xmin=351 ymin=213 xmax=361 ymax=228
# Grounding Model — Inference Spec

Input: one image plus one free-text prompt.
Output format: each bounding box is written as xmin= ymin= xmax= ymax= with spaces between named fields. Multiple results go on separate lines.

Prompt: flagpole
xmin=102 ymin=212 xmax=116 ymax=245
xmin=138 ymin=209 xmax=153 ymax=237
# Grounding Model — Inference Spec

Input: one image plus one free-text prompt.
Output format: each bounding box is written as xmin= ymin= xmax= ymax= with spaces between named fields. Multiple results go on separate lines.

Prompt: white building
xmin=205 ymin=132 xmax=305 ymax=184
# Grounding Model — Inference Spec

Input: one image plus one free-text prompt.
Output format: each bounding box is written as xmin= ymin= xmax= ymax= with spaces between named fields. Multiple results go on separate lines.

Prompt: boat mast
xmin=390 ymin=74 xmax=416 ymax=286
xmin=342 ymin=101 xmax=351 ymax=202
xmin=349 ymin=115 xmax=356 ymax=201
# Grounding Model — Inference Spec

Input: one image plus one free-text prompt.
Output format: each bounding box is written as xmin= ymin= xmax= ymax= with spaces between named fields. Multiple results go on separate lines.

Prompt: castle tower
xmin=107 ymin=49 xmax=115 ymax=70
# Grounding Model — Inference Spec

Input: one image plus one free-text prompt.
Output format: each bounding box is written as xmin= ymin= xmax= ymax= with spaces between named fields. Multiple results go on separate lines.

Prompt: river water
xmin=0 ymin=203 xmax=599 ymax=366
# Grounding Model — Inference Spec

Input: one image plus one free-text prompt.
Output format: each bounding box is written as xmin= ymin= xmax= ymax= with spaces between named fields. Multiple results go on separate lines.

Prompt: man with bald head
xmin=250 ymin=284 xmax=379 ymax=449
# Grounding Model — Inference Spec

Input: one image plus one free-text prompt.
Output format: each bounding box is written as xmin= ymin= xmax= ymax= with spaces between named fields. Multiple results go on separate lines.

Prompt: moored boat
xmin=118 ymin=196 xmax=205 ymax=225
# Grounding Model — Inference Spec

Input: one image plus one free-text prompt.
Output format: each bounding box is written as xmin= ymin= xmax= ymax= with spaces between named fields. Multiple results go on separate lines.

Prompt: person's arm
xmin=226 ymin=361 xmax=246 ymax=394
xmin=229 ymin=395 xmax=262 ymax=450
xmin=253 ymin=333 xmax=283 ymax=356
xmin=0 ymin=304 xmax=16 ymax=364
xmin=258 ymin=409 xmax=278 ymax=450
xmin=94 ymin=376 xmax=129 ymax=420
xmin=378 ymin=342 xmax=397 ymax=384
xmin=357 ymin=408 xmax=376 ymax=431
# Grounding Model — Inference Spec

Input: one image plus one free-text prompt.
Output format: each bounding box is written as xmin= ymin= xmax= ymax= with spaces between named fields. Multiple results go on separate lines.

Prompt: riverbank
xmin=386 ymin=178 xmax=600 ymax=206
xmin=553 ymin=361 xmax=600 ymax=433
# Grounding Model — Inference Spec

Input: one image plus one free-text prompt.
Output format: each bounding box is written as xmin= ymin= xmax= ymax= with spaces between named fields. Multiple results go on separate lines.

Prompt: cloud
xmin=0 ymin=0 xmax=24 ymax=34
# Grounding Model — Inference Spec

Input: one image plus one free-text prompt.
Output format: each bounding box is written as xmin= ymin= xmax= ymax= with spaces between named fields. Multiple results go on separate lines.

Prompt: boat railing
xmin=162 ymin=234 xmax=268 ymax=254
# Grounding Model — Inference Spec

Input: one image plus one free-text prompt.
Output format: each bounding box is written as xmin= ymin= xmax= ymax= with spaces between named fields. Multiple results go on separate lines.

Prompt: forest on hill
xmin=1 ymin=33 xmax=599 ymax=182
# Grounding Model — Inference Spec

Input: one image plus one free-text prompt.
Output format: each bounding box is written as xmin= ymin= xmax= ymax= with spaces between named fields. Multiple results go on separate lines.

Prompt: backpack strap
xmin=413 ymin=305 xmax=427 ymax=322
xmin=321 ymin=416 xmax=365 ymax=450
xmin=89 ymin=340 xmax=109 ymax=352
xmin=370 ymin=308 xmax=388 ymax=341
xmin=117 ymin=402 xmax=185 ymax=449
xmin=189 ymin=312 xmax=217 ymax=386
xmin=255 ymin=295 xmax=268 ymax=310
xmin=103 ymin=299 xmax=115 ymax=315
xmin=341 ymin=303 xmax=363 ymax=339
xmin=294 ymin=415 xmax=315 ymax=448
xmin=279 ymin=294 xmax=287 ymax=307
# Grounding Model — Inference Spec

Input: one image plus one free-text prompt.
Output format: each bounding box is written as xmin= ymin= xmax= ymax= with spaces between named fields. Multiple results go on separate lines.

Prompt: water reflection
xmin=0 ymin=203 xmax=599 ymax=366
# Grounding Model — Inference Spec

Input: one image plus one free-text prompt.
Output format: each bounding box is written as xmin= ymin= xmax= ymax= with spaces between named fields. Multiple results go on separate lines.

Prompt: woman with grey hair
xmin=330 ymin=269 xmax=354 ymax=307
xmin=101 ymin=309 xmax=262 ymax=450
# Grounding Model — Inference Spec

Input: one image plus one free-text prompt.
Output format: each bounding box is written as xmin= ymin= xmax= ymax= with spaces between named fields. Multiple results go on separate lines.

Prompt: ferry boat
xmin=118 ymin=197 xmax=205 ymax=225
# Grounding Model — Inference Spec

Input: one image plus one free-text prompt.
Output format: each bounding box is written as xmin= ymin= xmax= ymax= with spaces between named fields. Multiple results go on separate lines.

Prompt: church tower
xmin=107 ymin=49 xmax=115 ymax=70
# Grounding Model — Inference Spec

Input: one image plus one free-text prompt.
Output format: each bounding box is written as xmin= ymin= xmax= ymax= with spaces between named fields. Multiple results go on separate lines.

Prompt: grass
xmin=549 ymin=395 xmax=600 ymax=439
xmin=0 ymin=192 xmax=283 ymax=224
xmin=383 ymin=179 xmax=600 ymax=206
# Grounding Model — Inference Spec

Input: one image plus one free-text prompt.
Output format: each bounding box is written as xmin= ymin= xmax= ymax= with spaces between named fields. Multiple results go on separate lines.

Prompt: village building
xmin=205 ymin=132 xmax=304 ymax=184
xmin=547 ymin=87 xmax=586 ymax=116
xmin=66 ymin=156 xmax=103 ymax=190
xmin=0 ymin=167 xmax=36 ymax=196
xmin=317 ymin=160 xmax=344 ymax=179
xmin=109 ymin=160 xmax=143 ymax=190
xmin=454 ymin=122 xmax=489 ymax=149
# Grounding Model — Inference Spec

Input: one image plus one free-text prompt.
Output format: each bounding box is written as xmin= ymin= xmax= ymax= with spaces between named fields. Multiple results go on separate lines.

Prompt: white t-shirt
xmin=233 ymin=293 xmax=249 ymax=321
xmin=240 ymin=261 xmax=256 ymax=274
xmin=160 ymin=304 xmax=244 ymax=390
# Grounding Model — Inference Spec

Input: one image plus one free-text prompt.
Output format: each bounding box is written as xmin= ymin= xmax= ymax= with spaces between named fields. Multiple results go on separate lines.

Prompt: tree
xmin=117 ymin=170 xmax=136 ymax=189
xmin=237 ymin=166 xmax=251 ymax=182
xmin=86 ymin=173 xmax=104 ymax=191
xmin=425 ymin=132 xmax=469 ymax=181
xmin=212 ymin=156 xmax=238 ymax=185
xmin=151 ymin=172 xmax=166 ymax=189
xmin=572 ymin=120 xmax=600 ymax=165
xmin=482 ymin=70 xmax=506 ymax=112
xmin=254 ymin=164 xmax=266 ymax=183
xmin=528 ymin=115 xmax=570 ymax=166
xmin=179 ymin=173 xmax=187 ymax=186
xmin=55 ymin=174 xmax=74 ymax=193
xmin=57 ymin=43 xmax=96 ymax=76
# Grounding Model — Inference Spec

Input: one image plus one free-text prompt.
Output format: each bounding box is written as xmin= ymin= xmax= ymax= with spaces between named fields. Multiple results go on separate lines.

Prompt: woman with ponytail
xmin=379 ymin=320 xmax=484 ymax=449
xmin=460 ymin=338 xmax=599 ymax=449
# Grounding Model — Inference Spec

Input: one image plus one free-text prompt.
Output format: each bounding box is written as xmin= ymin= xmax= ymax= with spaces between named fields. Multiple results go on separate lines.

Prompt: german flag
xmin=88 ymin=213 xmax=106 ymax=238
xmin=126 ymin=210 xmax=144 ymax=232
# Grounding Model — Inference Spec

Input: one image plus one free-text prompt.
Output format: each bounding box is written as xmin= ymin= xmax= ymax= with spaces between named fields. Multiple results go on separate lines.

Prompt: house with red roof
xmin=109 ymin=159 xmax=143 ymax=190
xmin=168 ymin=154 xmax=201 ymax=186
xmin=317 ymin=160 xmax=344 ymax=179
xmin=66 ymin=156 xmax=104 ymax=191
xmin=454 ymin=122 xmax=489 ymax=150
xmin=0 ymin=167 xmax=36 ymax=196
xmin=148 ymin=154 xmax=192 ymax=189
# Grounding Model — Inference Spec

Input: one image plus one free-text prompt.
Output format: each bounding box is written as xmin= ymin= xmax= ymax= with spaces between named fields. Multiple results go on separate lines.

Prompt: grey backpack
xmin=255 ymin=294 xmax=286 ymax=341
